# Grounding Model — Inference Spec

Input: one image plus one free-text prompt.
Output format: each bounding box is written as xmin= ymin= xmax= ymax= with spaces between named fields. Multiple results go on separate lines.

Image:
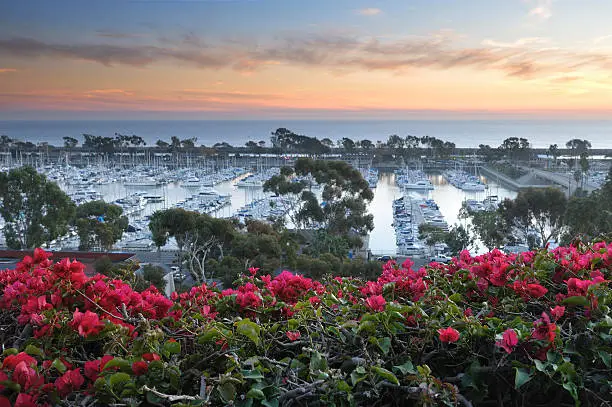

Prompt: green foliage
xmin=264 ymin=158 xmax=374 ymax=238
xmin=499 ymin=187 xmax=567 ymax=246
xmin=75 ymin=200 xmax=128 ymax=251
xmin=137 ymin=264 xmax=167 ymax=293
xmin=0 ymin=166 xmax=75 ymax=249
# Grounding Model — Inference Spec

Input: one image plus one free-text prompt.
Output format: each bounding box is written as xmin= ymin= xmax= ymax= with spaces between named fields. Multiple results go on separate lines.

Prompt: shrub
xmin=0 ymin=244 xmax=610 ymax=406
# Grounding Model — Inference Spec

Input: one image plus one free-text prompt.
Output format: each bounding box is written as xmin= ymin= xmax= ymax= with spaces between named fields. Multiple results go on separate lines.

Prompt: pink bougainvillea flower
xmin=496 ymin=329 xmax=519 ymax=354
xmin=2 ymin=352 xmax=37 ymax=370
xmin=142 ymin=353 xmax=161 ymax=362
xmin=438 ymin=327 xmax=460 ymax=343
xmin=70 ymin=309 xmax=104 ymax=337
xmin=12 ymin=361 xmax=43 ymax=390
xmin=531 ymin=313 xmax=557 ymax=343
xmin=550 ymin=306 xmax=565 ymax=321
xmin=365 ymin=295 xmax=386 ymax=312
xmin=14 ymin=393 xmax=38 ymax=407
xmin=55 ymin=369 xmax=84 ymax=397
xmin=132 ymin=361 xmax=148 ymax=376
xmin=286 ymin=331 xmax=301 ymax=341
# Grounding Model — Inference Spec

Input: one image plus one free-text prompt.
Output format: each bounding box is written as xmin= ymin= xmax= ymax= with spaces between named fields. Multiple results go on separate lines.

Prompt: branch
xmin=141 ymin=385 xmax=199 ymax=402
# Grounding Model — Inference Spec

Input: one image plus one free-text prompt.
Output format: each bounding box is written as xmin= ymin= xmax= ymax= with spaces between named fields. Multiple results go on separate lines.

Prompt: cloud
xmin=356 ymin=8 xmax=382 ymax=16
xmin=3 ymin=32 xmax=612 ymax=81
xmin=482 ymin=37 xmax=549 ymax=48
xmin=96 ymin=30 xmax=144 ymax=39
xmin=0 ymin=68 xmax=17 ymax=73
xmin=528 ymin=0 xmax=553 ymax=20
xmin=85 ymin=89 xmax=134 ymax=96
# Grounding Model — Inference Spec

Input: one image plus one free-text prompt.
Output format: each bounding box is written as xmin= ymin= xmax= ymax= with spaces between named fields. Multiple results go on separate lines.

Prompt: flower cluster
xmin=0 ymin=243 xmax=609 ymax=406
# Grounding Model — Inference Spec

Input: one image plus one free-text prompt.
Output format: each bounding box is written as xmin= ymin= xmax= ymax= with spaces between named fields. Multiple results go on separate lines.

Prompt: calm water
xmin=3 ymin=119 xmax=612 ymax=148
xmin=367 ymin=171 xmax=517 ymax=255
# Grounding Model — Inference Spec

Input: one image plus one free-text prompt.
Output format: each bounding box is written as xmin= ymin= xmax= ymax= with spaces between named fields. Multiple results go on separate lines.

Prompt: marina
xmin=1 ymin=161 xmax=519 ymax=254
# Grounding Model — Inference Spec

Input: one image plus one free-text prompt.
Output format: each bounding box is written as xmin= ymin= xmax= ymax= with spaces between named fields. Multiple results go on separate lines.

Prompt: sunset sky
xmin=2 ymin=0 xmax=612 ymax=119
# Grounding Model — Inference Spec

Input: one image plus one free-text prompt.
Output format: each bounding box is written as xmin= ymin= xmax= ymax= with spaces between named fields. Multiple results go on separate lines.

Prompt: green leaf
xmin=287 ymin=319 xmax=299 ymax=330
xmin=198 ymin=328 xmax=221 ymax=344
xmin=337 ymin=380 xmax=351 ymax=392
xmin=534 ymin=359 xmax=548 ymax=373
xmin=376 ymin=337 xmax=391 ymax=355
xmin=236 ymin=319 xmax=261 ymax=346
xmin=598 ymin=350 xmax=611 ymax=368
xmin=103 ymin=358 xmax=131 ymax=372
xmin=24 ymin=344 xmax=43 ymax=357
xmin=246 ymin=388 xmax=265 ymax=400
xmin=562 ymin=296 xmax=589 ymax=306
xmin=393 ymin=360 xmax=417 ymax=375
xmin=514 ymin=368 xmax=533 ymax=389
xmin=562 ymin=381 xmax=579 ymax=403
xmin=449 ymin=293 xmax=462 ymax=303
xmin=52 ymin=358 xmax=67 ymax=373
xmin=309 ymin=350 xmax=327 ymax=373
xmin=262 ymin=399 xmax=279 ymax=407
xmin=218 ymin=382 xmax=236 ymax=402
xmin=164 ymin=340 xmax=181 ymax=355
xmin=372 ymin=366 xmax=400 ymax=385
xmin=109 ymin=372 xmax=132 ymax=391
xmin=2 ymin=348 xmax=18 ymax=357
xmin=242 ymin=370 xmax=264 ymax=380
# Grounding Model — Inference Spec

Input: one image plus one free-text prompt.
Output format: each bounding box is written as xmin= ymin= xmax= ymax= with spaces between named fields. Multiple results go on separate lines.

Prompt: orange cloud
xmin=0 ymin=68 xmax=17 ymax=73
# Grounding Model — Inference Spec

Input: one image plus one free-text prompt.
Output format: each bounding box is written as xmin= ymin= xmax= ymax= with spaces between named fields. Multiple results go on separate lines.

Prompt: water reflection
xmin=367 ymin=171 xmax=518 ymax=255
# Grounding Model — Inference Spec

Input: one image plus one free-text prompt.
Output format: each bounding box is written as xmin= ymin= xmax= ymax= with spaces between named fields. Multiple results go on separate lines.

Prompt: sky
xmin=1 ymin=0 xmax=612 ymax=119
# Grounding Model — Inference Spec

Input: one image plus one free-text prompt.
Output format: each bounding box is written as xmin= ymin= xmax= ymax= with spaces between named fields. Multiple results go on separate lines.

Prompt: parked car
xmin=430 ymin=254 xmax=452 ymax=264
xmin=377 ymin=255 xmax=395 ymax=262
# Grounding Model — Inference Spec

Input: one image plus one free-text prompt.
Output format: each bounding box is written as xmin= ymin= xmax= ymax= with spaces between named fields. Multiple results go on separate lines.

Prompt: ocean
xmin=1 ymin=119 xmax=612 ymax=149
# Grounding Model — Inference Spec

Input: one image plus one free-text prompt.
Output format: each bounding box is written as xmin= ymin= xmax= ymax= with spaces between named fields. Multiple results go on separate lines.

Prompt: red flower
xmin=0 ymin=396 xmax=10 ymax=407
xmin=132 ymin=361 xmax=148 ymax=376
xmin=496 ymin=329 xmax=519 ymax=354
xmin=438 ymin=327 xmax=460 ymax=343
xmin=550 ymin=306 xmax=565 ymax=321
xmin=142 ymin=353 xmax=160 ymax=362
xmin=309 ymin=296 xmax=321 ymax=307
xmin=531 ymin=313 xmax=557 ymax=343
xmin=365 ymin=295 xmax=386 ymax=312
xmin=2 ymin=352 xmax=37 ymax=370
xmin=70 ymin=309 xmax=104 ymax=337
xmin=14 ymin=393 xmax=37 ymax=407
xmin=525 ymin=283 xmax=548 ymax=298
xmin=286 ymin=331 xmax=301 ymax=341
xmin=55 ymin=369 xmax=84 ymax=397
xmin=12 ymin=361 xmax=43 ymax=390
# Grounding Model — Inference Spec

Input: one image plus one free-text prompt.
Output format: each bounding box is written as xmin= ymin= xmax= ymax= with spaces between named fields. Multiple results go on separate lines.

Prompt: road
xmin=526 ymin=167 xmax=597 ymax=196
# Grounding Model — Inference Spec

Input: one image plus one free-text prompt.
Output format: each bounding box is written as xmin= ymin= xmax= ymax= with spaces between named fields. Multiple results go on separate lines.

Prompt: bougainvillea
xmin=0 ymin=244 xmax=610 ymax=406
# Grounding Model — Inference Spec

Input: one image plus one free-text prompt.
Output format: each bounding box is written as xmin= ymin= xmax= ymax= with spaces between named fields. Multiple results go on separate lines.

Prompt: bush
xmin=0 ymin=244 xmax=611 ymax=406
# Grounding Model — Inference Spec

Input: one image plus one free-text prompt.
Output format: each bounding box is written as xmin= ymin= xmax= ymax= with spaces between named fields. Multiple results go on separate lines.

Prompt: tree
xmin=444 ymin=224 xmax=475 ymax=255
xmin=359 ymin=139 xmax=374 ymax=149
xmin=547 ymin=144 xmax=559 ymax=168
xmin=245 ymin=141 xmax=258 ymax=149
xmin=138 ymin=264 xmax=167 ymax=292
xmin=0 ymin=166 xmax=75 ymax=249
xmin=63 ymin=136 xmax=78 ymax=149
xmin=499 ymin=188 xmax=567 ymax=246
xmin=271 ymin=128 xmax=329 ymax=153
xmin=387 ymin=134 xmax=404 ymax=150
xmin=579 ymin=152 xmax=590 ymax=190
xmin=341 ymin=137 xmax=356 ymax=151
xmin=461 ymin=207 xmax=510 ymax=251
xmin=82 ymin=134 xmax=116 ymax=153
xmin=75 ymin=201 xmax=128 ymax=251
xmin=264 ymin=158 xmax=374 ymax=244
xmin=181 ymin=138 xmax=197 ymax=149
xmin=562 ymin=166 xmax=612 ymax=243
xmin=149 ymin=209 xmax=236 ymax=284
xmin=156 ymin=139 xmax=169 ymax=148
xmin=170 ymin=136 xmax=181 ymax=150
